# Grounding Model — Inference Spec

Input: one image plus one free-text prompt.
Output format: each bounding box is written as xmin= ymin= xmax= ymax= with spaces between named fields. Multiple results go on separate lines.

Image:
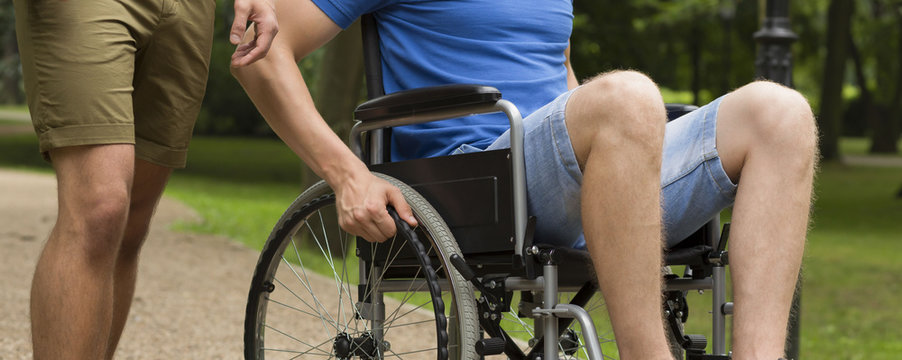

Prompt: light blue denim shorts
xmin=455 ymin=89 xmax=737 ymax=249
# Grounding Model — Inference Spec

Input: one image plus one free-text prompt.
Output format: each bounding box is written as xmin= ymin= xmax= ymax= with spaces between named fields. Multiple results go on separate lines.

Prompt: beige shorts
xmin=14 ymin=0 xmax=216 ymax=168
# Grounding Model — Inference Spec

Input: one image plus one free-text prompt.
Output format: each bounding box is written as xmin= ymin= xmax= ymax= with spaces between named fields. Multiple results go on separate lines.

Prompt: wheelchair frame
xmin=350 ymin=14 xmax=733 ymax=359
xmin=243 ymin=13 xmax=735 ymax=360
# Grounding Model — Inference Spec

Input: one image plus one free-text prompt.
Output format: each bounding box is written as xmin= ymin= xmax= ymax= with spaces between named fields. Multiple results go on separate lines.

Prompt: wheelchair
xmin=243 ymin=15 xmax=733 ymax=360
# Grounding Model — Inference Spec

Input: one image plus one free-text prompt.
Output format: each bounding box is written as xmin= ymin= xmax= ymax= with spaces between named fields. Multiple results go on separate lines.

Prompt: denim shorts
xmin=454 ymin=89 xmax=737 ymax=249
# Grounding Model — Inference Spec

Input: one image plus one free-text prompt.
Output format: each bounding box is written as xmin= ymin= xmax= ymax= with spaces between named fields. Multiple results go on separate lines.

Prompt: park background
xmin=0 ymin=0 xmax=901 ymax=358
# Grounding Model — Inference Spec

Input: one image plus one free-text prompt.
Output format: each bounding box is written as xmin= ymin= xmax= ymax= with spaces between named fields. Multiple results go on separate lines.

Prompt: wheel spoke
xmin=280 ymin=250 xmax=339 ymax=334
xmin=289 ymin=228 xmax=340 ymax=329
xmin=262 ymin=324 xmax=333 ymax=356
xmin=250 ymin=188 xmax=477 ymax=360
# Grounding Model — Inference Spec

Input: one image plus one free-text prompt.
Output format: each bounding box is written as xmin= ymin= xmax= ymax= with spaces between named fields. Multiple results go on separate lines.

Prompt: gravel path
xmin=0 ymin=168 xmax=261 ymax=359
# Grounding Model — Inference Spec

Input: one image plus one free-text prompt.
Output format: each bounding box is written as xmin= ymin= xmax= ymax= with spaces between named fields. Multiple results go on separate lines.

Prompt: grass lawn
xmin=1 ymin=122 xmax=900 ymax=358
xmin=0 ymin=104 xmax=28 ymax=112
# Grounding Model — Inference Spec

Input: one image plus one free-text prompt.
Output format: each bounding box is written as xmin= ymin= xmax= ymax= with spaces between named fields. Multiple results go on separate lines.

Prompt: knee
xmin=68 ymin=190 xmax=132 ymax=262
xmin=730 ymin=81 xmax=818 ymax=157
xmin=572 ymin=70 xmax=667 ymax=154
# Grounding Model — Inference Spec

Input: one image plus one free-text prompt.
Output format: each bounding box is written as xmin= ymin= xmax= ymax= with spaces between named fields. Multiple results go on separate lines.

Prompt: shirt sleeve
xmin=311 ymin=0 xmax=395 ymax=29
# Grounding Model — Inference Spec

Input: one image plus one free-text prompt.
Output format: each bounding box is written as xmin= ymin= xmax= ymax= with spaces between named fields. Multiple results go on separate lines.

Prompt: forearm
xmin=232 ymin=48 xmax=369 ymax=188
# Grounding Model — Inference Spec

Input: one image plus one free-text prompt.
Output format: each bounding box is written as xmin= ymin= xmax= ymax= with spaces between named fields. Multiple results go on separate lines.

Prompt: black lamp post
xmin=754 ymin=1 xmax=801 ymax=359
xmin=754 ymin=0 xmax=798 ymax=86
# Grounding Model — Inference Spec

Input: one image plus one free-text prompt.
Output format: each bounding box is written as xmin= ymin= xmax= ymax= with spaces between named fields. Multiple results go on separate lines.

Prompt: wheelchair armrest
xmin=354 ymin=84 xmax=502 ymax=122
xmin=665 ymin=103 xmax=698 ymax=121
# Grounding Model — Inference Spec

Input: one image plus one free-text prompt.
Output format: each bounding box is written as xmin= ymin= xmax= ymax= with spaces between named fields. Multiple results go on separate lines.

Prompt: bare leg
xmin=31 ymin=145 xmax=134 ymax=360
xmin=715 ymin=81 xmax=817 ymax=360
xmin=105 ymin=159 xmax=172 ymax=360
xmin=565 ymin=71 xmax=674 ymax=360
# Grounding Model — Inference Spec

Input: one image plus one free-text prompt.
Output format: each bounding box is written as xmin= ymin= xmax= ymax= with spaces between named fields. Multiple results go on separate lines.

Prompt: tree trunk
xmin=0 ymin=26 xmax=21 ymax=104
xmin=817 ymin=0 xmax=854 ymax=161
xmin=869 ymin=11 xmax=902 ymax=154
xmin=848 ymin=14 xmax=877 ymax=139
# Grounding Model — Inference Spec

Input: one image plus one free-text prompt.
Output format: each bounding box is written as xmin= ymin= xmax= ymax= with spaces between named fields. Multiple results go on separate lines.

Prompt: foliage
xmin=0 ymin=0 xmax=22 ymax=104
xmin=0 ymin=132 xmax=49 ymax=171
xmin=195 ymin=1 xmax=268 ymax=136
xmin=0 ymin=0 xmax=899 ymax=149
xmin=168 ymin=0 xmax=327 ymax=137
xmin=570 ymin=0 xmax=759 ymax=106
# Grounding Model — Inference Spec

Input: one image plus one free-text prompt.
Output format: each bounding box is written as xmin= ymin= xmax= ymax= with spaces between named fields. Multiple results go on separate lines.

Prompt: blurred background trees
xmin=0 ymin=0 xmax=900 ymax=160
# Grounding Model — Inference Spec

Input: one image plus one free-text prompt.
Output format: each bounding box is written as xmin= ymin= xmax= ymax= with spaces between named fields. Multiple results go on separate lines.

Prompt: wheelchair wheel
xmin=244 ymin=174 xmax=480 ymax=360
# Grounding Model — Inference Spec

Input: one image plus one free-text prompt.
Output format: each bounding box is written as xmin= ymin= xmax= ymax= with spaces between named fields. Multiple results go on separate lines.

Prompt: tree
xmin=864 ymin=1 xmax=901 ymax=154
xmin=0 ymin=0 xmax=22 ymax=104
xmin=818 ymin=0 xmax=854 ymax=161
xmin=570 ymin=0 xmax=759 ymax=106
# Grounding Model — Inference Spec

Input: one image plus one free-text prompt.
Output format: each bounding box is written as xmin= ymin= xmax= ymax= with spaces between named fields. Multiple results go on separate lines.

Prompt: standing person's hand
xmin=333 ymin=174 xmax=418 ymax=243
xmin=230 ymin=0 xmax=278 ymax=67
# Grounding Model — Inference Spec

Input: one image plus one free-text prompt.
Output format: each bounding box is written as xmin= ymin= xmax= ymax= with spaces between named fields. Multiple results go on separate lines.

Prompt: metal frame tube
xmin=350 ymin=100 xmax=528 ymax=256
xmin=493 ymin=100 xmax=527 ymax=256
xmin=543 ymin=264 xmax=559 ymax=360
xmin=712 ymin=265 xmax=727 ymax=355
xmin=554 ymin=304 xmax=604 ymax=360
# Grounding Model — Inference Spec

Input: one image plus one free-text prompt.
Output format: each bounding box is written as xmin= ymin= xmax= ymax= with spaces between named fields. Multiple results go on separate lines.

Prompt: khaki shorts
xmin=14 ymin=0 xmax=216 ymax=168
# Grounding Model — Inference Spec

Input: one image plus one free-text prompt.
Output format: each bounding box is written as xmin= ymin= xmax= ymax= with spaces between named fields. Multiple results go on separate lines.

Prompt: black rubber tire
xmin=244 ymin=173 xmax=479 ymax=359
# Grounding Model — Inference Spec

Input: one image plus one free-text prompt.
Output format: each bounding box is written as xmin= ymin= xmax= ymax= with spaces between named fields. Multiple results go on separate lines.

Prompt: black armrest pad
xmin=354 ymin=84 xmax=502 ymax=122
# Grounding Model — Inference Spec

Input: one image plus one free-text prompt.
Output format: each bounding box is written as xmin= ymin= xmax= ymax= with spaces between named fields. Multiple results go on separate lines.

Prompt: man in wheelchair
xmin=230 ymin=1 xmax=817 ymax=359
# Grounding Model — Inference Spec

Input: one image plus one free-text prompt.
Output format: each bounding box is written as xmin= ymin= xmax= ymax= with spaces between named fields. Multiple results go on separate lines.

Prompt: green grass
xmin=0 ymin=133 xmax=52 ymax=172
xmin=0 ymin=119 xmax=26 ymax=125
xmin=0 ymin=104 xmax=28 ymax=112
xmin=799 ymin=163 xmax=902 ymax=359
xmin=165 ymin=136 xmax=306 ymax=250
xmin=1 ymin=129 xmax=901 ymax=358
xmin=841 ymin=137 xmax=902 ymax=156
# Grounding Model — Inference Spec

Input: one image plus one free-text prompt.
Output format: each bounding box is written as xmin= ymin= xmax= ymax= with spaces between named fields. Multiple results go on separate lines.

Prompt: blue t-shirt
xmin=312 ymin=0 xmax=573 ymax=161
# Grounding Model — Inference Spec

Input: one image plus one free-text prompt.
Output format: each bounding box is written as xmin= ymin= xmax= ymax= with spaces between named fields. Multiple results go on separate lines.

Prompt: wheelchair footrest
xmin=475 ymin=338 xmax=506 ymax=356
xmin=683 ymin=334 xmax=708 ymax=351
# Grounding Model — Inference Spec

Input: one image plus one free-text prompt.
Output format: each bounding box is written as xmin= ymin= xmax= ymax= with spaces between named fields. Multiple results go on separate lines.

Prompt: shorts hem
xmin=37 ymin=124 xmax=134 ymax=154
xmin=136 ymin=137 xmax=188 ymax=168
xmin=548 ymin=90 xmax=582 ymax=186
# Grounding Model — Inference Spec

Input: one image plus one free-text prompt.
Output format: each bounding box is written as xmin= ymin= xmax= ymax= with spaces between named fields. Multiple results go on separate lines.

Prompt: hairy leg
xmin=715 ymin=81 xmax=817 ymax=360
xmin=565 ymin=71 xmax=674 ymax=360
xmin=105 ymin=159 xmax=172 ymax=360
xmin=31 ymin=144 xmax=134 ymax=360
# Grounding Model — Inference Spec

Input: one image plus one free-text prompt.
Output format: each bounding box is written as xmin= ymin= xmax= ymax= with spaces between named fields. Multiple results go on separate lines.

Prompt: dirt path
xmin=0 ymin=168 xmax=261 ymax=359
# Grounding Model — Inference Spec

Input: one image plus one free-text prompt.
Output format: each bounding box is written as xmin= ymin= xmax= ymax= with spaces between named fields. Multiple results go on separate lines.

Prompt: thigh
xmin=660 ymin=96 xmax=737 ymax=246
xmin=132 ymin=0 xmax=216 ymax=168
xmin=480 ymin=93 xmax=738 ymax=249
xmin=484 ymin=90 xmax=587 ymax=248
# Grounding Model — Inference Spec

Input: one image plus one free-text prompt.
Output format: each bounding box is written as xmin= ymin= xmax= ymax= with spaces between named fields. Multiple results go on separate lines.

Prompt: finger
xmin=236 ymin=21 xmax=277 ymax=66
xmin=372 ymin=207 xmax=397 ymax=241
xmin=351 ymin=207 xmax=391 ymax=243
xmin=230 ymin=2 xmax=250 ymax=45
xmin=231 ymin=42 xmax=254 ymax=58
xmin=386 ymin=188 xmax=417 ymax=227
